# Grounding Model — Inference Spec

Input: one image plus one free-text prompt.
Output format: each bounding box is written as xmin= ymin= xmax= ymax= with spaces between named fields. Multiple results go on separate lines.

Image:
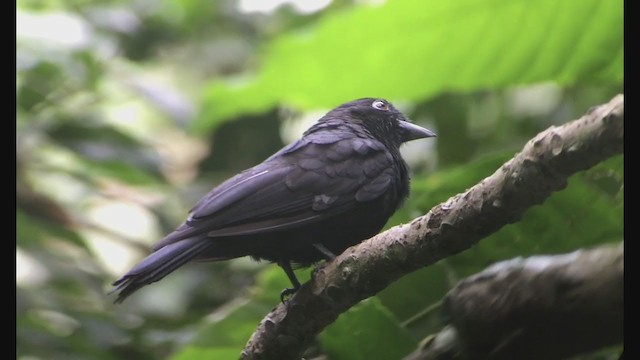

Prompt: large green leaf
xmin=196 ymin=0 xmax=623 ymax=131
xmin=376 ymin=262 xmax=450 ymax=337
xmin=171 ymin=347 xmax=243 ymax=360
xmin=319 ymin=297 xmax=417 ymax=360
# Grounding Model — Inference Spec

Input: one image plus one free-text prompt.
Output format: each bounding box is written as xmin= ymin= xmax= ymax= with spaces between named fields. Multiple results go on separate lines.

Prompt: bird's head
xmin=325 ymin=98 xmax=436 ymax=148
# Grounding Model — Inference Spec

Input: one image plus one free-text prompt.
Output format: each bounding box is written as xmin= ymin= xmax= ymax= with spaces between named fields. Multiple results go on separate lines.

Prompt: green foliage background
xmin=16 ymin=0 xmax=623 ymax=359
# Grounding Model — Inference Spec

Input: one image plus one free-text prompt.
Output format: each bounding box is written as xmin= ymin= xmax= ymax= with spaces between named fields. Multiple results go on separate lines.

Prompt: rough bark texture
xmin=405 ymin=243 xmax=623 ymax=360
xmin=241 ymin=94 xmax=624 ymax=360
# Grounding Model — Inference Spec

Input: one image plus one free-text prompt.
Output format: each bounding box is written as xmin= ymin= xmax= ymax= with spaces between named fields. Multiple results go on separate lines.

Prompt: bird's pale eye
xmin=372 ymin=100 xmax=389 ymax=111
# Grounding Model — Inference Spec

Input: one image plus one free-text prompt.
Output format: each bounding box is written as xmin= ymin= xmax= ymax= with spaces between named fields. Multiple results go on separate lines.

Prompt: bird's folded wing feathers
xmin=154 ymin=139 xmax=395 ymax=249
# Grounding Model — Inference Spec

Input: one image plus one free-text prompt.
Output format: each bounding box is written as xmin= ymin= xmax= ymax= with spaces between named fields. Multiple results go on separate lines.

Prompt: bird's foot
xmin=280 ymin=287 xmax=298 ymax=304
xmin=278 ymin=260 xmax=302 ymax=305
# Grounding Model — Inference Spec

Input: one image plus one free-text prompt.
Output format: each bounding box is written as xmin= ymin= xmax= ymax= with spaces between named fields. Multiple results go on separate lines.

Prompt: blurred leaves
xmin=47 ymin=122 xmax=165 ymax=184
xmin=197 ymin=0 xmax=623 ymax=131
xmin=319 ymin=298 xmax=417 ymax=360
xmin=16 ymin=209 xmax=84 ymax=249
xmin=169 ymin=266 xmax=286 ymax=360
xmin=16 ymin=0 xmax=622 ymax=359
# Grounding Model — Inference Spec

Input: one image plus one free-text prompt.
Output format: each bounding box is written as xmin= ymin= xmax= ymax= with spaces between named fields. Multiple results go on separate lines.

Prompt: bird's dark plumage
xmin=112 ymin=98 xmax=436 ymax=303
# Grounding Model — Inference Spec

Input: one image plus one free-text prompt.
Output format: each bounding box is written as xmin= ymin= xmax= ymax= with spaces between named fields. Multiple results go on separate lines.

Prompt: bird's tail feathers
xmin=111 ymin=237 xmax=212 ymax=303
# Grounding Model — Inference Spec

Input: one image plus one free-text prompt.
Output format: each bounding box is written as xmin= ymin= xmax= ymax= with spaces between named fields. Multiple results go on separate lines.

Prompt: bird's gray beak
xmin=399 ymin=120 xmax=437 ymax=142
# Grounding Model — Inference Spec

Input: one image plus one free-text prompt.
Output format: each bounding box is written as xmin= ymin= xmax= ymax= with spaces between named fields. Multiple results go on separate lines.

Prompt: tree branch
xmin=405 ymin=242 xmax=623 ymax=360
xmin=241 ymin=94 xmax=624 ymax=359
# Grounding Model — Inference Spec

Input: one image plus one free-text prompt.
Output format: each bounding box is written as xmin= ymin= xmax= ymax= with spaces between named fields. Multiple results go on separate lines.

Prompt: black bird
xmin=112 ymin=98 xmax=436 ymax=303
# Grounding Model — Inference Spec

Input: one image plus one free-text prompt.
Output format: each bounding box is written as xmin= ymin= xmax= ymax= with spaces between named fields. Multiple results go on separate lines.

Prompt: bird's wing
xmin=154 ymin=136 xmax=396 ymax=249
